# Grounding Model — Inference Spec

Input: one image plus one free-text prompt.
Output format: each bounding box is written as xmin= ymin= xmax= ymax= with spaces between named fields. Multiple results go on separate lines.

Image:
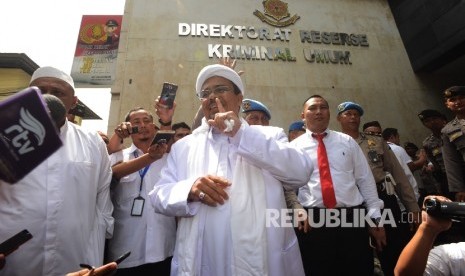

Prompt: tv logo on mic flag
xmin=0 ymin=87 xmax=63 ymax=183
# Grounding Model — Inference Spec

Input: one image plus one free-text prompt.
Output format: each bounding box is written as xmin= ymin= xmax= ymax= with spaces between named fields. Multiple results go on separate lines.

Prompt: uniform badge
xmin=368 ymin=139 xmax=376 ymax=147
xmin=432 ymin=148 xmax=441 ymax=156
xmin=242 ymin=101 xmax=251 ymax=111
xmin=368 ymin=149 xmax=379 ymax=163
xmin=253 ymin=0 xmax=300 ymax=27
xmin=448 ymin=130 xmax=463 ymax=142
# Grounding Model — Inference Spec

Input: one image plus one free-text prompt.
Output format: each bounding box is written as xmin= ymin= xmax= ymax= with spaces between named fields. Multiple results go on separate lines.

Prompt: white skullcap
xmin=195 ymin=64 xmax=244 ymax=97
xmin=30 ymin=66 xmax=75 ymax=91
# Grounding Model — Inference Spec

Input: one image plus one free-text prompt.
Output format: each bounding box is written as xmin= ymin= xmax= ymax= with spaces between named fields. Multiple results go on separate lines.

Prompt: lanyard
xmin=133 ymin=151 xmax=150 ymax=195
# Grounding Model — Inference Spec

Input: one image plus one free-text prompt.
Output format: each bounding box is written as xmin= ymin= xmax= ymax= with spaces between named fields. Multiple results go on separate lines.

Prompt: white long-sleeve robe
xmin=0 ymin=121 xmax=114 ymax=276
xmin=150 ymin=122 xmax=312 ymax=276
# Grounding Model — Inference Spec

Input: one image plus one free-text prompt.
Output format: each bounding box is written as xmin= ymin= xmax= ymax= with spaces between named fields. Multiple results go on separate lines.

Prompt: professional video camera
xmin=424 ymin=198 xmax=465 ymax=221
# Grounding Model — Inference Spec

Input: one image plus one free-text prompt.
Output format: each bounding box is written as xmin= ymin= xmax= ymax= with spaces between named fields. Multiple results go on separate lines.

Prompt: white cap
xmin=30 ymin=66 xmax=75 ymax=91
xmin=195 ymin=64 xmax=244 ymax=97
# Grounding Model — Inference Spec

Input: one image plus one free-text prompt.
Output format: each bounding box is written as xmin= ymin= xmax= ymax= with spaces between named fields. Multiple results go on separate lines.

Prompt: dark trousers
xmin=114 ymin=257 xmax=172 ymax=276
xmin=296 ymin=207 xmax=373 ymax=276
xmin=376 ymin=191 xmax=411 ymax=276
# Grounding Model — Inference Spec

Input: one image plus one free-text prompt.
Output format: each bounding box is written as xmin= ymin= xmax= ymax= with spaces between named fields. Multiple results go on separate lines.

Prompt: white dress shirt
xmin=387 ymin=142 xmax=420 ymax=210
xmin=292 ymin=129 xmax=383 ymax=218
xmin=108 ymin=146 xmax=176 ymax=269
xmin=0 ymin=121 xmax=114 ymax=276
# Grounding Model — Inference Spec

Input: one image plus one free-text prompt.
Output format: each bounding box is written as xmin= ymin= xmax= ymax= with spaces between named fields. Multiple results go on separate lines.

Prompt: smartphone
xmin=0 ymin=229 xmax=33 ymax=256
xmin=159 ymin=82 xmax=178 ymax=109
xmin=114 ymin=251 xmax=131 ymax=264
xmin=151 ymin=130 xmax=175 ymax=145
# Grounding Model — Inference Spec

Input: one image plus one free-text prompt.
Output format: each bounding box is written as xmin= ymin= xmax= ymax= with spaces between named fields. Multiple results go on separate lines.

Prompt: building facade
xmin=109 ymin=0 xmax=464 ymax=143
xmin=0 ymin=53 xmax=101 ymax=124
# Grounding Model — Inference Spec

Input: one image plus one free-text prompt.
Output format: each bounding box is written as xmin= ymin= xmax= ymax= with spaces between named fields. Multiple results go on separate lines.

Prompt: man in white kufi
xmin=150 ymin=64 xmax=312 ymax=276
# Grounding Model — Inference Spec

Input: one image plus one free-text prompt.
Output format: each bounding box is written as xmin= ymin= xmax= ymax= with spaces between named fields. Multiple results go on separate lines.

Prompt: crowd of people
xmin=1 ymin=58 xmax=465 ymax=276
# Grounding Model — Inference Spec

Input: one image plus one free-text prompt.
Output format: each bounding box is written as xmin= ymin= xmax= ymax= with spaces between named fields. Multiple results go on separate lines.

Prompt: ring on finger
xmin=199 ymin=191 xmax=206 ymax=200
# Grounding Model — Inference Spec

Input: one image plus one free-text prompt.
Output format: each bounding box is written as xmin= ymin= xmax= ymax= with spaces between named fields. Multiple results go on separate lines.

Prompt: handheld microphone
xmin=42 ymin=94 xmax=67 ymax=128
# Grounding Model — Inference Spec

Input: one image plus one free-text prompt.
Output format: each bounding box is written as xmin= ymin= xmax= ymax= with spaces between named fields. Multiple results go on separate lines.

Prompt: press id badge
xmin=131 ymin=196 xmax=145 ymax=216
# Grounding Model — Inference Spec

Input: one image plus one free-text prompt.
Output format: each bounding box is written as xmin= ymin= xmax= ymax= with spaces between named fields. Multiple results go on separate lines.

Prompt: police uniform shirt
xmin=422 ymin=133 xmax=445 ymax=173
xmin=441 ymin=117 xmax=465 ymax=192
xmin=356 ymin=133 xmax=420 ymax=213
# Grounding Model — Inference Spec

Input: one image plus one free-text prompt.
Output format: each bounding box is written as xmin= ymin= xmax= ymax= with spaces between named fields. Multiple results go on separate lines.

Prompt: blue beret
xmin=289 ymin=121 xmax=305 ymax=132
xmin=337 ymin=101 xmax=364 ymax=116
xmin=241 ymin=99 xmax=271 ymax=120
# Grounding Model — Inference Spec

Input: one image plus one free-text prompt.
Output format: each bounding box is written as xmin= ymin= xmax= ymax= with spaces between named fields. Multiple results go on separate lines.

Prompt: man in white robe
xmin=149 ymin=64 xmax=312 ymax=276
xmin=0 ymin=67 xmax=114 ymax=276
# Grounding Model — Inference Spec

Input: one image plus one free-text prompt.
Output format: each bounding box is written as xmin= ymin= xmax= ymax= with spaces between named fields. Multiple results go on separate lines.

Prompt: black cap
xmin=106 ymin=19 xmax=119 ymax=27
xmin=404 ymin=142 xmax=419 ymax=151
xmin=404 ymin=142 xmax=419 ymax=152
xmin=362 ymin=121 xmax=381 ymax=131
xmin=418 ymin=109 xmax=446 ymax=121
xmin=444 ymin=86 xmax=465 ymax=98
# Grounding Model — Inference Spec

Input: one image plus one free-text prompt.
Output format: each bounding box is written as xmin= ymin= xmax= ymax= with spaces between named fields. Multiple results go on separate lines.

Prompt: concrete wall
xmin=109 ymin=0 xmax=459 ymax=145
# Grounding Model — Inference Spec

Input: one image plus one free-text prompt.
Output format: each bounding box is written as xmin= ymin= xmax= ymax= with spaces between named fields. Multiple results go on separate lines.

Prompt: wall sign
xmin=178 ymin=2 xmax=369 ymax=65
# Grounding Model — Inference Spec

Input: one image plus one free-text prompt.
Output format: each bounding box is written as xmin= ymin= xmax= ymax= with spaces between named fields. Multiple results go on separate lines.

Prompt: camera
xmin=131 ymin=126 xmax=139 ymax=134
xmin=424 ymin=198 xmax=465 ymax=221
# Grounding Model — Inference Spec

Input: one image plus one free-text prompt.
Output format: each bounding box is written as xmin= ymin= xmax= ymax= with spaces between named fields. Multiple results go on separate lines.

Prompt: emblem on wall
xmin=254 ymin=0 xmax=300 ymax=27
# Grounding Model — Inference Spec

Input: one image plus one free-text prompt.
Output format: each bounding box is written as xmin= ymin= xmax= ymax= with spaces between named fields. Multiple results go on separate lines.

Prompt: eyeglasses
xmin=198 ymin=86 xmax=232 ymax=100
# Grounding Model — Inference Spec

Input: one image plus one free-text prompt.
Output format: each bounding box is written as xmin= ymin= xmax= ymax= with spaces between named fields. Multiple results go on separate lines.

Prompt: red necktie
xmin=313 ymin=133 xmax=337 ymax=208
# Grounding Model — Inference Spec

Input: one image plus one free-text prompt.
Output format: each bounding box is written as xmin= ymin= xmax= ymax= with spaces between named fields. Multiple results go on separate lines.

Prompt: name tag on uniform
xmin=131 ymin=196 xmax=145 ymax=216
xmin=448 ymin=129 xmax=463 ymax=142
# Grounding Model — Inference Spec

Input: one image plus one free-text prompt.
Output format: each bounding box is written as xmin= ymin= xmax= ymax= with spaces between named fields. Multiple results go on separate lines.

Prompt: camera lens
xmin=425 ymin=199 xmax=437 ymax=209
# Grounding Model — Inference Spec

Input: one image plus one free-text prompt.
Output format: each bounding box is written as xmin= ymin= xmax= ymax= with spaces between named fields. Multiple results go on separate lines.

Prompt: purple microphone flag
xmin=0 ymin=87 xmax=63 ymax=183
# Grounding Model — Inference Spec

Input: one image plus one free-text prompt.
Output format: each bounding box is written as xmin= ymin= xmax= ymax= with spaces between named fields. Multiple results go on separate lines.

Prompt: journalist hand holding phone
xmin=154 ymin=82 xmax=177 ymax=129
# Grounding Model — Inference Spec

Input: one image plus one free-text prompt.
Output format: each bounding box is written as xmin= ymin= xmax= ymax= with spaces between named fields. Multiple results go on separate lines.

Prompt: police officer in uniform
xmin=288 ymin=120 xmax=306 ymax=142
xmin=337 ymin=101 xmax=420 ymax=276
xmin=241 ymin=98 xmax=271 ymax=126
xmin=441 ymin=86 xmax=465 ymax=202
xmin=418 ymin=109 xmax=450 ymax=197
